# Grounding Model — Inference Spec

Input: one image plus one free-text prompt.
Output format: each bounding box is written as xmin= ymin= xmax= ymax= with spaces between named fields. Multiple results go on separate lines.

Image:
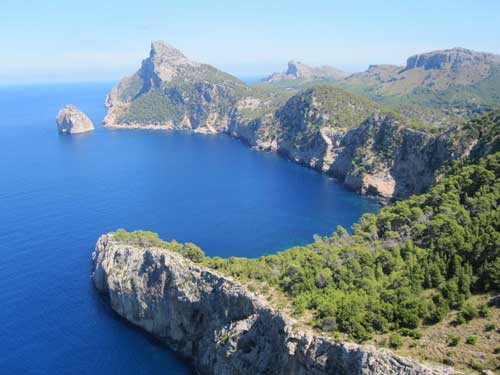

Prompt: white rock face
xmin=56 ymin=104 xmax=94 ymax=134
xmin=264 ymin=61 xmax=349 ymax=82
xmin=92 ymin=234 xmax=459 ymax=375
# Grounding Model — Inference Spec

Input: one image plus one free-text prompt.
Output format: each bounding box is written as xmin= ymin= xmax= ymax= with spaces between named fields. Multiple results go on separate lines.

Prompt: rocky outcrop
xmin=264 ymin=61 xmax=349 ymax=82
xmin=56 ymin=104 xmax=94 ymax=134
xmin=92 ymin=234 xmax=458 ymax=375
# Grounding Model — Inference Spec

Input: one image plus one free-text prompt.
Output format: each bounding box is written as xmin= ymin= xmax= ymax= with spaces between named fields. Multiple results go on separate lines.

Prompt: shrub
xmin=454 ymin=313 xmax=466 ymax=325
xmin=177 ymin=243 xmax=205 ymax=263
xmin=478 ymin=304 xmax=491 ymax=318
xmin=469 ymin=360 xmax=485 ymax=372
xmin=465 ymin=335 xmax=477 ymax=345
xmin=485 ymin=323 xmax=496 ymax=332
xmin=400 ymin=328 xmax=422 ymax=339
xmin=389 ymin=333 xmax=403 ymax=349
xmin=461 ymin=303 xmax=478 ymax=321
xmin=442 ymin=358 xmax=454 ymax=366
xmin=448 ymin=335 xmax=461 ymax=347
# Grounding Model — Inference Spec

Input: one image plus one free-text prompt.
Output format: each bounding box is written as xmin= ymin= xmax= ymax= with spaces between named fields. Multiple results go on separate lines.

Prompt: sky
xmin=1 ymin=0 xmax=500 ymax=84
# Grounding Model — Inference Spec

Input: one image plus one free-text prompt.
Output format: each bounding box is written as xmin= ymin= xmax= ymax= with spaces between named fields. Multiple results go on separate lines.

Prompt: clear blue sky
xmin=2 ymin=0 xmax=500 ymax=84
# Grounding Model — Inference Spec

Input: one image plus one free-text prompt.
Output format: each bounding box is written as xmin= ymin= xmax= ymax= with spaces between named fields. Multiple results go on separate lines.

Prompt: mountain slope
xmin=338 ymin=47 xmax=500 ymax=127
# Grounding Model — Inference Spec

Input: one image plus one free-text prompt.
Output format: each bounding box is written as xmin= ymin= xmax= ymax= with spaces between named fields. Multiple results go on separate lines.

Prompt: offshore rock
xmin=56 ymin=104 xmax=94 ymax=134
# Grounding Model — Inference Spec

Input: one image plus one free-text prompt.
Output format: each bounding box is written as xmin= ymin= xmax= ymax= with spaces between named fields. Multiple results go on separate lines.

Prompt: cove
xmin=0 ymin=82 xmax=379 ymax=374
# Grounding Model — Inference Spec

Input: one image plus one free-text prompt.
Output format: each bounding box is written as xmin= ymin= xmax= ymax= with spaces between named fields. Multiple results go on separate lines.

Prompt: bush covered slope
xmin=113 ymin=146 xmax=498 ymax=344
xmin=206 ymin=151 xmax=499 ymax=339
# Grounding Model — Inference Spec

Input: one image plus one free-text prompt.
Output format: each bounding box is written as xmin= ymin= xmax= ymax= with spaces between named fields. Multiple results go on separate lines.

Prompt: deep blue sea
xmin=0 ymin=82 xmax=379 ymax=374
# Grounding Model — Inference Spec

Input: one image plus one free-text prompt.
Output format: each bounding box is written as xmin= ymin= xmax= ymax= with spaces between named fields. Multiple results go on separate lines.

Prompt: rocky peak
xmin=149 ymin=40 xmax=196 ymax=66
xmin=265 ymin=61 xmax=348 ymax=82
xmin=141 ymin=40 xmax=199 ymax=83
xmin=405 ymin=47 xmax=500 ymax=71
xmin=286 ymin=60 xmax=309 ymax=76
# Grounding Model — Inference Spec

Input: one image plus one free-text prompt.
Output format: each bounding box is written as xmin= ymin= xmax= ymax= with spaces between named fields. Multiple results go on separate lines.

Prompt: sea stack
xmin=56 ymin=104 xmax=94 ymax=134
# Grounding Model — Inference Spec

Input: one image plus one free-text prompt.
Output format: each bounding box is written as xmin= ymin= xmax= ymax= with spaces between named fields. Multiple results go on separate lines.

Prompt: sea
xmin=0 ymin=82 xmax=379 ymax=374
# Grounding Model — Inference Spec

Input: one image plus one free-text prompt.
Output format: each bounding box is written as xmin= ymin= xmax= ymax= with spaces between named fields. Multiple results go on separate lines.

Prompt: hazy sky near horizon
xmin=1 ymin=0 xmax=500 ymax=84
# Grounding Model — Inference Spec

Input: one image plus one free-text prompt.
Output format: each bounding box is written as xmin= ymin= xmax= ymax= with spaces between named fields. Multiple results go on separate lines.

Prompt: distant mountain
xmin=263 ymin=61 xmax=349 ymax=82
xmin=345 ymin=47 xmax=500 ymax=92
xmin=338 ymin=47 xmax=500 ymax=126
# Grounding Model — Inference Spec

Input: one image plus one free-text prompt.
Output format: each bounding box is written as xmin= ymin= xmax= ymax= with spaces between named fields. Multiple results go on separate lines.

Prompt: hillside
xmin=257 ymin=48 xmax=500 ymax=129
xmin=337 ymin=48 xmax=500 ymax=128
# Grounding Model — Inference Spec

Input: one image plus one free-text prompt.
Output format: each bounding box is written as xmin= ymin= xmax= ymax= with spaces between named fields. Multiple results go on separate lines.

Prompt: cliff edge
xmin=92 ymin=234 xmax=458 ymax=375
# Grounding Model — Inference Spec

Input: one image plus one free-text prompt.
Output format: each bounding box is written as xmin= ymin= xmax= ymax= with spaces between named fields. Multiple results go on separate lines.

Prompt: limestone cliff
xmin=230 ymin=90 xmax=483 ymax=200
xmin=56 ymin=104 xmax=94 ymax=134
xmin=92 ymin=234 xmax=458 ymax=375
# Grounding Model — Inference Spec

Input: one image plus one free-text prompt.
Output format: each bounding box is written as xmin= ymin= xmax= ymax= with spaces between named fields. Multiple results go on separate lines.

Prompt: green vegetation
xmin=448 ymin=335 xmax=461 ymax=347
xmin=277 ymin=85 xmax=381 ymax=130
xmin=388 ymin=333 xmax=403 ymax=348
xmin=485 ymin=323 xmax=496 ymax=332
xmin=119 ymin=89 xmax=185 ymax=124
xmin=112 ymin=229 xmax=205 ymax=263
xmin=466 ymin=335 xmax=478 ymax=345
xmin=461 ymin=303 xmax=479 ymax=321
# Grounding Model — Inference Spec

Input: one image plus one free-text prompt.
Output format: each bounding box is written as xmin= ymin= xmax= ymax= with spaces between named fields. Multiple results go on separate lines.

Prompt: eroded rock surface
xmin=56 ymin=104 xmax=94 ymax=134
xmin=92 ymin=234 xmax=459 ymax=375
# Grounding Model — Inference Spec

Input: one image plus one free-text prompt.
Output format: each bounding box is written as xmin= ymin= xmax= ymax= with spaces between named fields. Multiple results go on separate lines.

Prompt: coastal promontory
xmin=92 ymin=232 xmax=458 ymax=375
xmin=56 ymin=104 xmax=94 ymax=134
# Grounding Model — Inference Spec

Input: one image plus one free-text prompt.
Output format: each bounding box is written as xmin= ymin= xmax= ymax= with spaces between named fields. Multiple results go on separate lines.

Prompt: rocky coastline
xmin=92 ymin=234 xmax=459 ymax=375
xmin=102 ymin=41 xmax=490 ymax=201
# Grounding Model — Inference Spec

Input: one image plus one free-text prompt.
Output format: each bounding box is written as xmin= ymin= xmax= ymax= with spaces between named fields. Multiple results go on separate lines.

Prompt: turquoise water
xmin=0 ymin=82 xmax=379 ymax=374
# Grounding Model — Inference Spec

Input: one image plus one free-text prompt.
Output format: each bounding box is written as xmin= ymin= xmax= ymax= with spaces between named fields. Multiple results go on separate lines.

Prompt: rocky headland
xmin=103 ymin=41 xmax=499 ymax=201
xmin=56 ymin=104 xmax=94 ymax=134
xmin=92 ymin=233 xmax=458 ymax=375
